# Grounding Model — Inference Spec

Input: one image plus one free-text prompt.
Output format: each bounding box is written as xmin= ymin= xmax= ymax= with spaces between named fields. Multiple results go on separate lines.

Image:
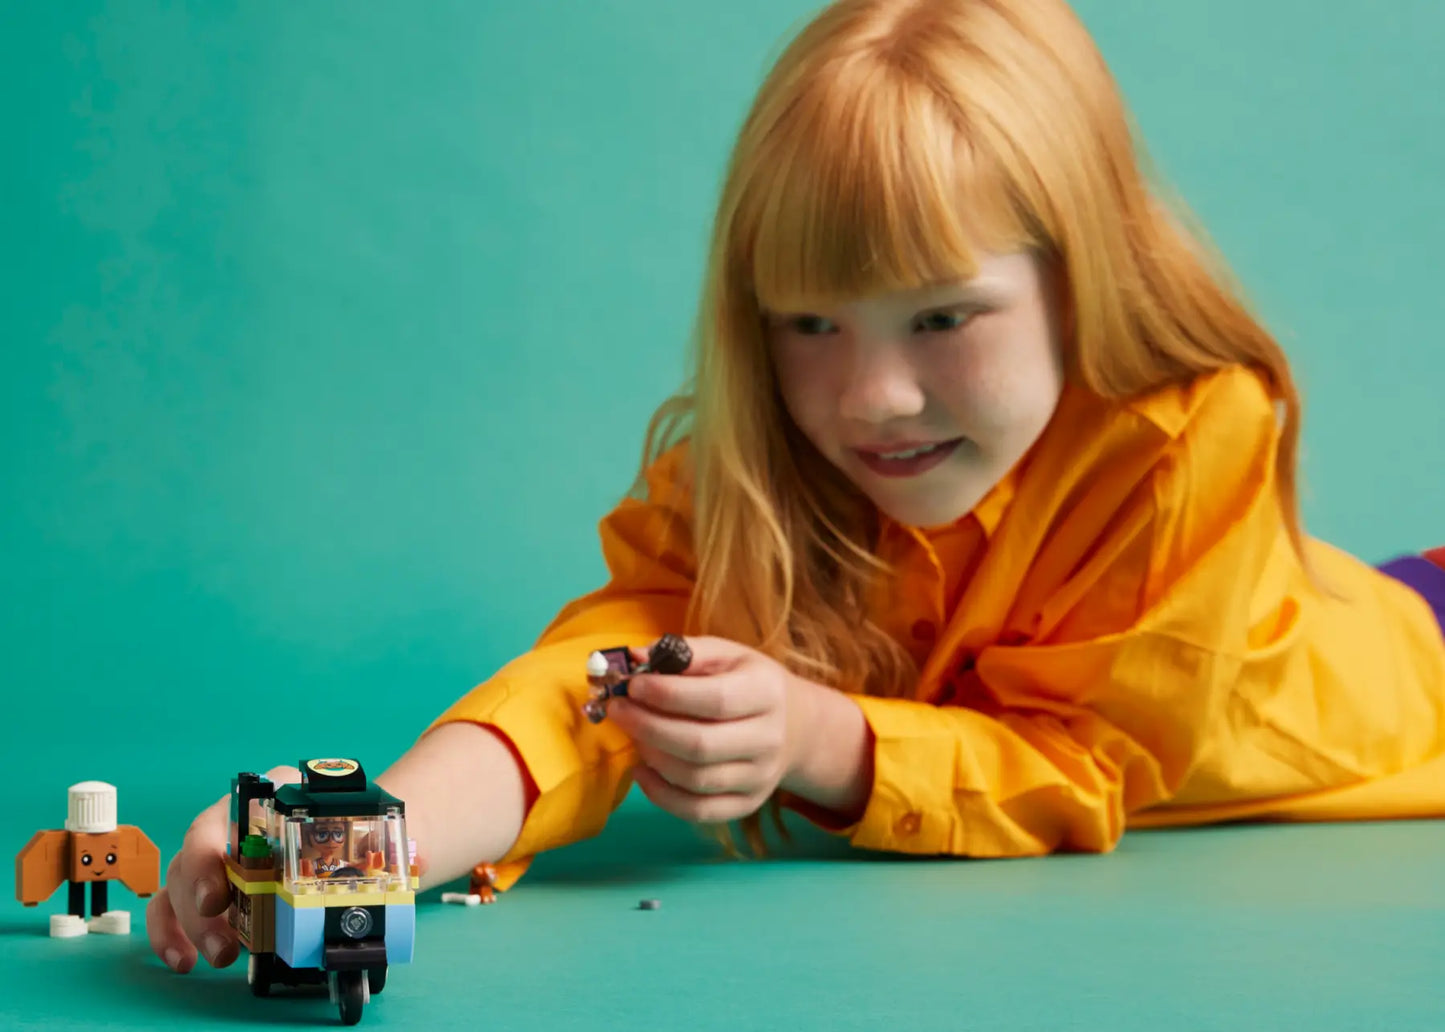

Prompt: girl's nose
xmin=837 ymin=344 xmax=926 ymax=425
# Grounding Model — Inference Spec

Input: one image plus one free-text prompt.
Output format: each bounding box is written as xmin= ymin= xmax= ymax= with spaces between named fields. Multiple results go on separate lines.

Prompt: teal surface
xmin=3 ymin=0 xmax=1443 ymax=1028
xmin=3 ymin=793 xmax=1444 ymax=1031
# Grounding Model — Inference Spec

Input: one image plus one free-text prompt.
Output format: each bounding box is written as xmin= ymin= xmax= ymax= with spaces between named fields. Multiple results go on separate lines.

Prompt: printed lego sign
xmin=305 ymin=759 xmax=360 ymax=778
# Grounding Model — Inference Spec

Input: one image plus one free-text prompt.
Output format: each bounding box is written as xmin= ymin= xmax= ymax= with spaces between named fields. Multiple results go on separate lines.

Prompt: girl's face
xmin=766 ymin=250 xmax=1067 ymax=529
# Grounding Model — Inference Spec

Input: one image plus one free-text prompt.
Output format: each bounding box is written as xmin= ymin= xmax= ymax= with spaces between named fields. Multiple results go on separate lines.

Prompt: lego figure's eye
xmin=106 ymin=853 xmax=117 ymax=864
xmin=81 ymin=854 xmax=93 ymax=866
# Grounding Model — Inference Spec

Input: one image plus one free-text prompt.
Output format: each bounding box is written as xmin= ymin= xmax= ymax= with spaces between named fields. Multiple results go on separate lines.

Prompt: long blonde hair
xmin=637 ymin=0 xmax=1307 ymax=853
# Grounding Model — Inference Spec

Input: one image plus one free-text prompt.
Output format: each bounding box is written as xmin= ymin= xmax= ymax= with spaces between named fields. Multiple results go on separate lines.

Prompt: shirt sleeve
xmin=794 ymin=369 xmax=1292 ymax=857
xmin=427 ymin=444 xmax=696 ymax=885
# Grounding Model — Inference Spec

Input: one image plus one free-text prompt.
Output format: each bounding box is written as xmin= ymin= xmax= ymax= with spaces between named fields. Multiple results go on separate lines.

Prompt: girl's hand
xmin=146 ymin=765 xmax=300 ymax=973
xmin=606 ymin=636 xmax=821 ymax=824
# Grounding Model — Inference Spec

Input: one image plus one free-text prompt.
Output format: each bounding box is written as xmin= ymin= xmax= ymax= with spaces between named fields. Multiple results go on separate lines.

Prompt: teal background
xmin=2 ymin=1 xmax=1442 ymax=1028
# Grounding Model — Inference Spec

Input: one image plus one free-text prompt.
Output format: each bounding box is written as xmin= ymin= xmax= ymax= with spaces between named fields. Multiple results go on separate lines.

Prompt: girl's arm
xmin=779 ymin=681 xmax=875 ymax=824
xmin=374 ymin=721 xmax=529 ymax=888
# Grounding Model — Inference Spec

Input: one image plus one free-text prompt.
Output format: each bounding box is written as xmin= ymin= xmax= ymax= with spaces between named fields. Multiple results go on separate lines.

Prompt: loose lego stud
xmin=637 ymin=899 xmax=660 ymax=910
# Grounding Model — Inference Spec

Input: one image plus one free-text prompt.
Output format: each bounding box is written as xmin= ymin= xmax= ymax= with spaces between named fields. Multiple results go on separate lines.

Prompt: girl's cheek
xmin=934 ymin=335 xmax=1014 ymax=420
xmin=772 ymin=344 xmax=834 ymax=421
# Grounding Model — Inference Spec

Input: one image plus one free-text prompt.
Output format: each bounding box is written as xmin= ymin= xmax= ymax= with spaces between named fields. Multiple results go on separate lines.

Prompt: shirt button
xmin=910 ymin=619 xmax=936 ymax=642
xmin=895 ymin=812 xmax=922 ymax=836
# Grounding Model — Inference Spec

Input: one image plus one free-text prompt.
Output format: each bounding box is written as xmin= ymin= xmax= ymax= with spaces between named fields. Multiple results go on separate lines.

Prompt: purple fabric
xmin=1377 ymin=554 xmax=1445 ymax=631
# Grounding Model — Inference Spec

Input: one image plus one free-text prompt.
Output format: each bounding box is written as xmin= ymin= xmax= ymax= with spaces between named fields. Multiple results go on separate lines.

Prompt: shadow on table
xmin=0 ymin=925 xmax=338 ymax=1027
xmin=430 ymin=794 xmax=969 ymax=898
xmin=113 ymin=950 xmax=339 ymax=1026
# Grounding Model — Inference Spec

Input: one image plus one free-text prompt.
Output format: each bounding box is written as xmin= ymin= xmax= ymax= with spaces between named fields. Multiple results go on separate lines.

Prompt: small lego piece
xmin=582 ymin=634 xmax=694 ymax=724
xmin=440 ymin=862 xmax=498 ymax=907
xmin=468 ymin=862 xmax=499 ymax=904
xmin=15 ymin=781 xmax=160 ymax=938
xmin=646 ymin=634 xmax=693 ymax=675
xmin=637 ymin=899 xmax=660 ymax=910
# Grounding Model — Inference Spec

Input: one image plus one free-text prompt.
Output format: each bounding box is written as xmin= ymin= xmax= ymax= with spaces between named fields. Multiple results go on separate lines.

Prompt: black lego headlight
xmin=338 ymin=906 xmax=374 ymax=940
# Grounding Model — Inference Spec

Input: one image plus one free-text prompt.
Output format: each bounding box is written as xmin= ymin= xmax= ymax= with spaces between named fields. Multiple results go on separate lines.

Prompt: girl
xmin=148 ymin=0 xmax=1445 ymax=975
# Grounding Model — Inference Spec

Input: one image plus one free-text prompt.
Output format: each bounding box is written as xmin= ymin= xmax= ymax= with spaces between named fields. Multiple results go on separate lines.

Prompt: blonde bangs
xmin=735 ymin=58 xmax=1027 ymax=313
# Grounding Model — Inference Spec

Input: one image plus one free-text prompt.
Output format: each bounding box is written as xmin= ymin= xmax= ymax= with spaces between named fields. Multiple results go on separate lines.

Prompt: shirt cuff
xmin=843 ymin=694 xmax=962 ymax=854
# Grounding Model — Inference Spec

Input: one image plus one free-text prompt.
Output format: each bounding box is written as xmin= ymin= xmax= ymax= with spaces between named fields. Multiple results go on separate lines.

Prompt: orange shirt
xmin=430 ymin=365 xmax=1445 ymax=890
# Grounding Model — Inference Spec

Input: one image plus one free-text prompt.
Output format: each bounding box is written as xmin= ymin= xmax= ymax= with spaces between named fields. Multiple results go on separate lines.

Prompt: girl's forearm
xmin=374 ymin=721 xmax=528 ymax=889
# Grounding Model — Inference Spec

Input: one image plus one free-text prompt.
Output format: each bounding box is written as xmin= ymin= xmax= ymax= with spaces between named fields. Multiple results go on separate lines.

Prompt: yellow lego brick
xmin=275 ymin=886 xmax=416 ymax=909
xmin=226 ymin=865 xmax=277 ymax=895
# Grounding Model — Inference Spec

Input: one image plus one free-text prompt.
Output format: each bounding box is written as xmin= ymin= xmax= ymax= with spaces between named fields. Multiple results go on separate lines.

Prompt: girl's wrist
xmin=780 ymin=676 xmax=874 ymax=823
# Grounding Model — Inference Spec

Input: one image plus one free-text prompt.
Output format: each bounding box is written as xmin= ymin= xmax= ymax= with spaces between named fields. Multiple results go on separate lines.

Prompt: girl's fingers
xmin=635 ymin=745 xmax=761 ymax=797
xmin=170 ymin=803 xmax=240 ymax=969
xmin=628 ymin=667 xmax=769 ymax=721
xmin=158 ymin=765 xmax=301 ymax=972
xmin=610 ymin=700 xmax=773 ymax=765
xmin=147 ymin=886 xmax=198 ymax=973
xmin=632 ymin=764 xmax=762 ymax=825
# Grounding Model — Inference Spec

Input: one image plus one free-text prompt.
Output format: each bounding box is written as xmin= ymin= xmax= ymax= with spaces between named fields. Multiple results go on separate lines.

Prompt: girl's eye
xmin=786 ymin=314 xmax=836 ymax=335
xmin=915 ymin=310 xmax=969 ymax=333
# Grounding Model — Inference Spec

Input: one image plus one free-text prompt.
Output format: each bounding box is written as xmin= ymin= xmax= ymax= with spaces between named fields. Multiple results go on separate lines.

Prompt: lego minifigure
xmin=15 ymin=780 xmax=161 ymax=937
xmin=469 ymin=862 xmax=499 ymax=904
xmin=582 ymin=633 xmax=693 ymax=723
xmin=302 ymin=818 xmax=353 ymax=876
xmin=440 ymin=863 xmax=499 ymax=906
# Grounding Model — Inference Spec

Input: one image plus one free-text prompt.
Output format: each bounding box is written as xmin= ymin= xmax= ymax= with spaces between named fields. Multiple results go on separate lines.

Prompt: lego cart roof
xmin=272 ymin=758 xmax=406 ymax=818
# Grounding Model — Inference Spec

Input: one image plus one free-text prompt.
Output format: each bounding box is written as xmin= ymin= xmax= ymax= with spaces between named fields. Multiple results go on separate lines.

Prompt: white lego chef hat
xmin=65 ymin=781 xmax=118 ymax=834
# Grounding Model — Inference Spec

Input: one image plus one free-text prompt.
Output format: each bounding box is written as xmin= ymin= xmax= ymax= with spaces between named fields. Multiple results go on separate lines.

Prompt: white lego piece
xmin=50 ymin=914 xmax=88 ymax=938
xmin=440 ymin=892 xmax=482 ymax=906
xmin=586 ymin=651 xmax=609 ymax=678
xmin=88 ymin=911 xmax=131 ymax=935
xmin=66 ymin=781 xmax=119 ymax=834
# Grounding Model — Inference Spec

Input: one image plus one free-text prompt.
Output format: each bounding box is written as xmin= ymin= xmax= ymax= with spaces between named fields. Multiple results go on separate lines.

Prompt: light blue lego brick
xmin=275 ymin=896 xmax=324 ymax=970
xmin=385 ymin=903 xmax=415 ymax=964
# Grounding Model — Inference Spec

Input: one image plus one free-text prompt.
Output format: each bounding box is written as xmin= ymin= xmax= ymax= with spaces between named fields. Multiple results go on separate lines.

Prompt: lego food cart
xmin=225 ymin=758 xmax=417 ymax=1025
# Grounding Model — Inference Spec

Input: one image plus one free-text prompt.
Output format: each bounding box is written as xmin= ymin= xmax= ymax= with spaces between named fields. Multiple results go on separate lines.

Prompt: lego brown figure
xmin=15 ymin=780 xmax=161 ymax=937
xmin=440 ymin=862 xmax=499 ymax=906
xmin=469 ymin=863 xmax=498 ymax=904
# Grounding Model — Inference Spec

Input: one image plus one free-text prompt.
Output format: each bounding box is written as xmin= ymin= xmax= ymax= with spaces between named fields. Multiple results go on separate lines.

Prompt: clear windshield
xmin=282 ymin=807 xmax=410 ymax=894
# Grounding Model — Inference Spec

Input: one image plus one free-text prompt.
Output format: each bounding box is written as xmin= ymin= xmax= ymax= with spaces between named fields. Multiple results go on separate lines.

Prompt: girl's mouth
xmin=853 ymin=438 xmax=963 ymax=478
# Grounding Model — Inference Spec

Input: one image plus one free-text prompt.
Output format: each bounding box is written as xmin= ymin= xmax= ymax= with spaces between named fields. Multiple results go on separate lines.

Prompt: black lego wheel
xmin=335 ymin=969 xmax=368 ymax=1026
xmin=367 ymin=965 xmax=387 ymax=994
xmin=247 ymin=952 xmax=274 ymax=997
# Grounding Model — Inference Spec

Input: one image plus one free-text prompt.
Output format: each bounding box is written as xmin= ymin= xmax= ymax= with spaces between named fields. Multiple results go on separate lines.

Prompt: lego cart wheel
xmin=332 ymin=969 xmax=369 ymax=1026
xmin=247 ymin=952 xmax=274 ymax=998
xmin=367 ymin=965 xmax=387 ymax=995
